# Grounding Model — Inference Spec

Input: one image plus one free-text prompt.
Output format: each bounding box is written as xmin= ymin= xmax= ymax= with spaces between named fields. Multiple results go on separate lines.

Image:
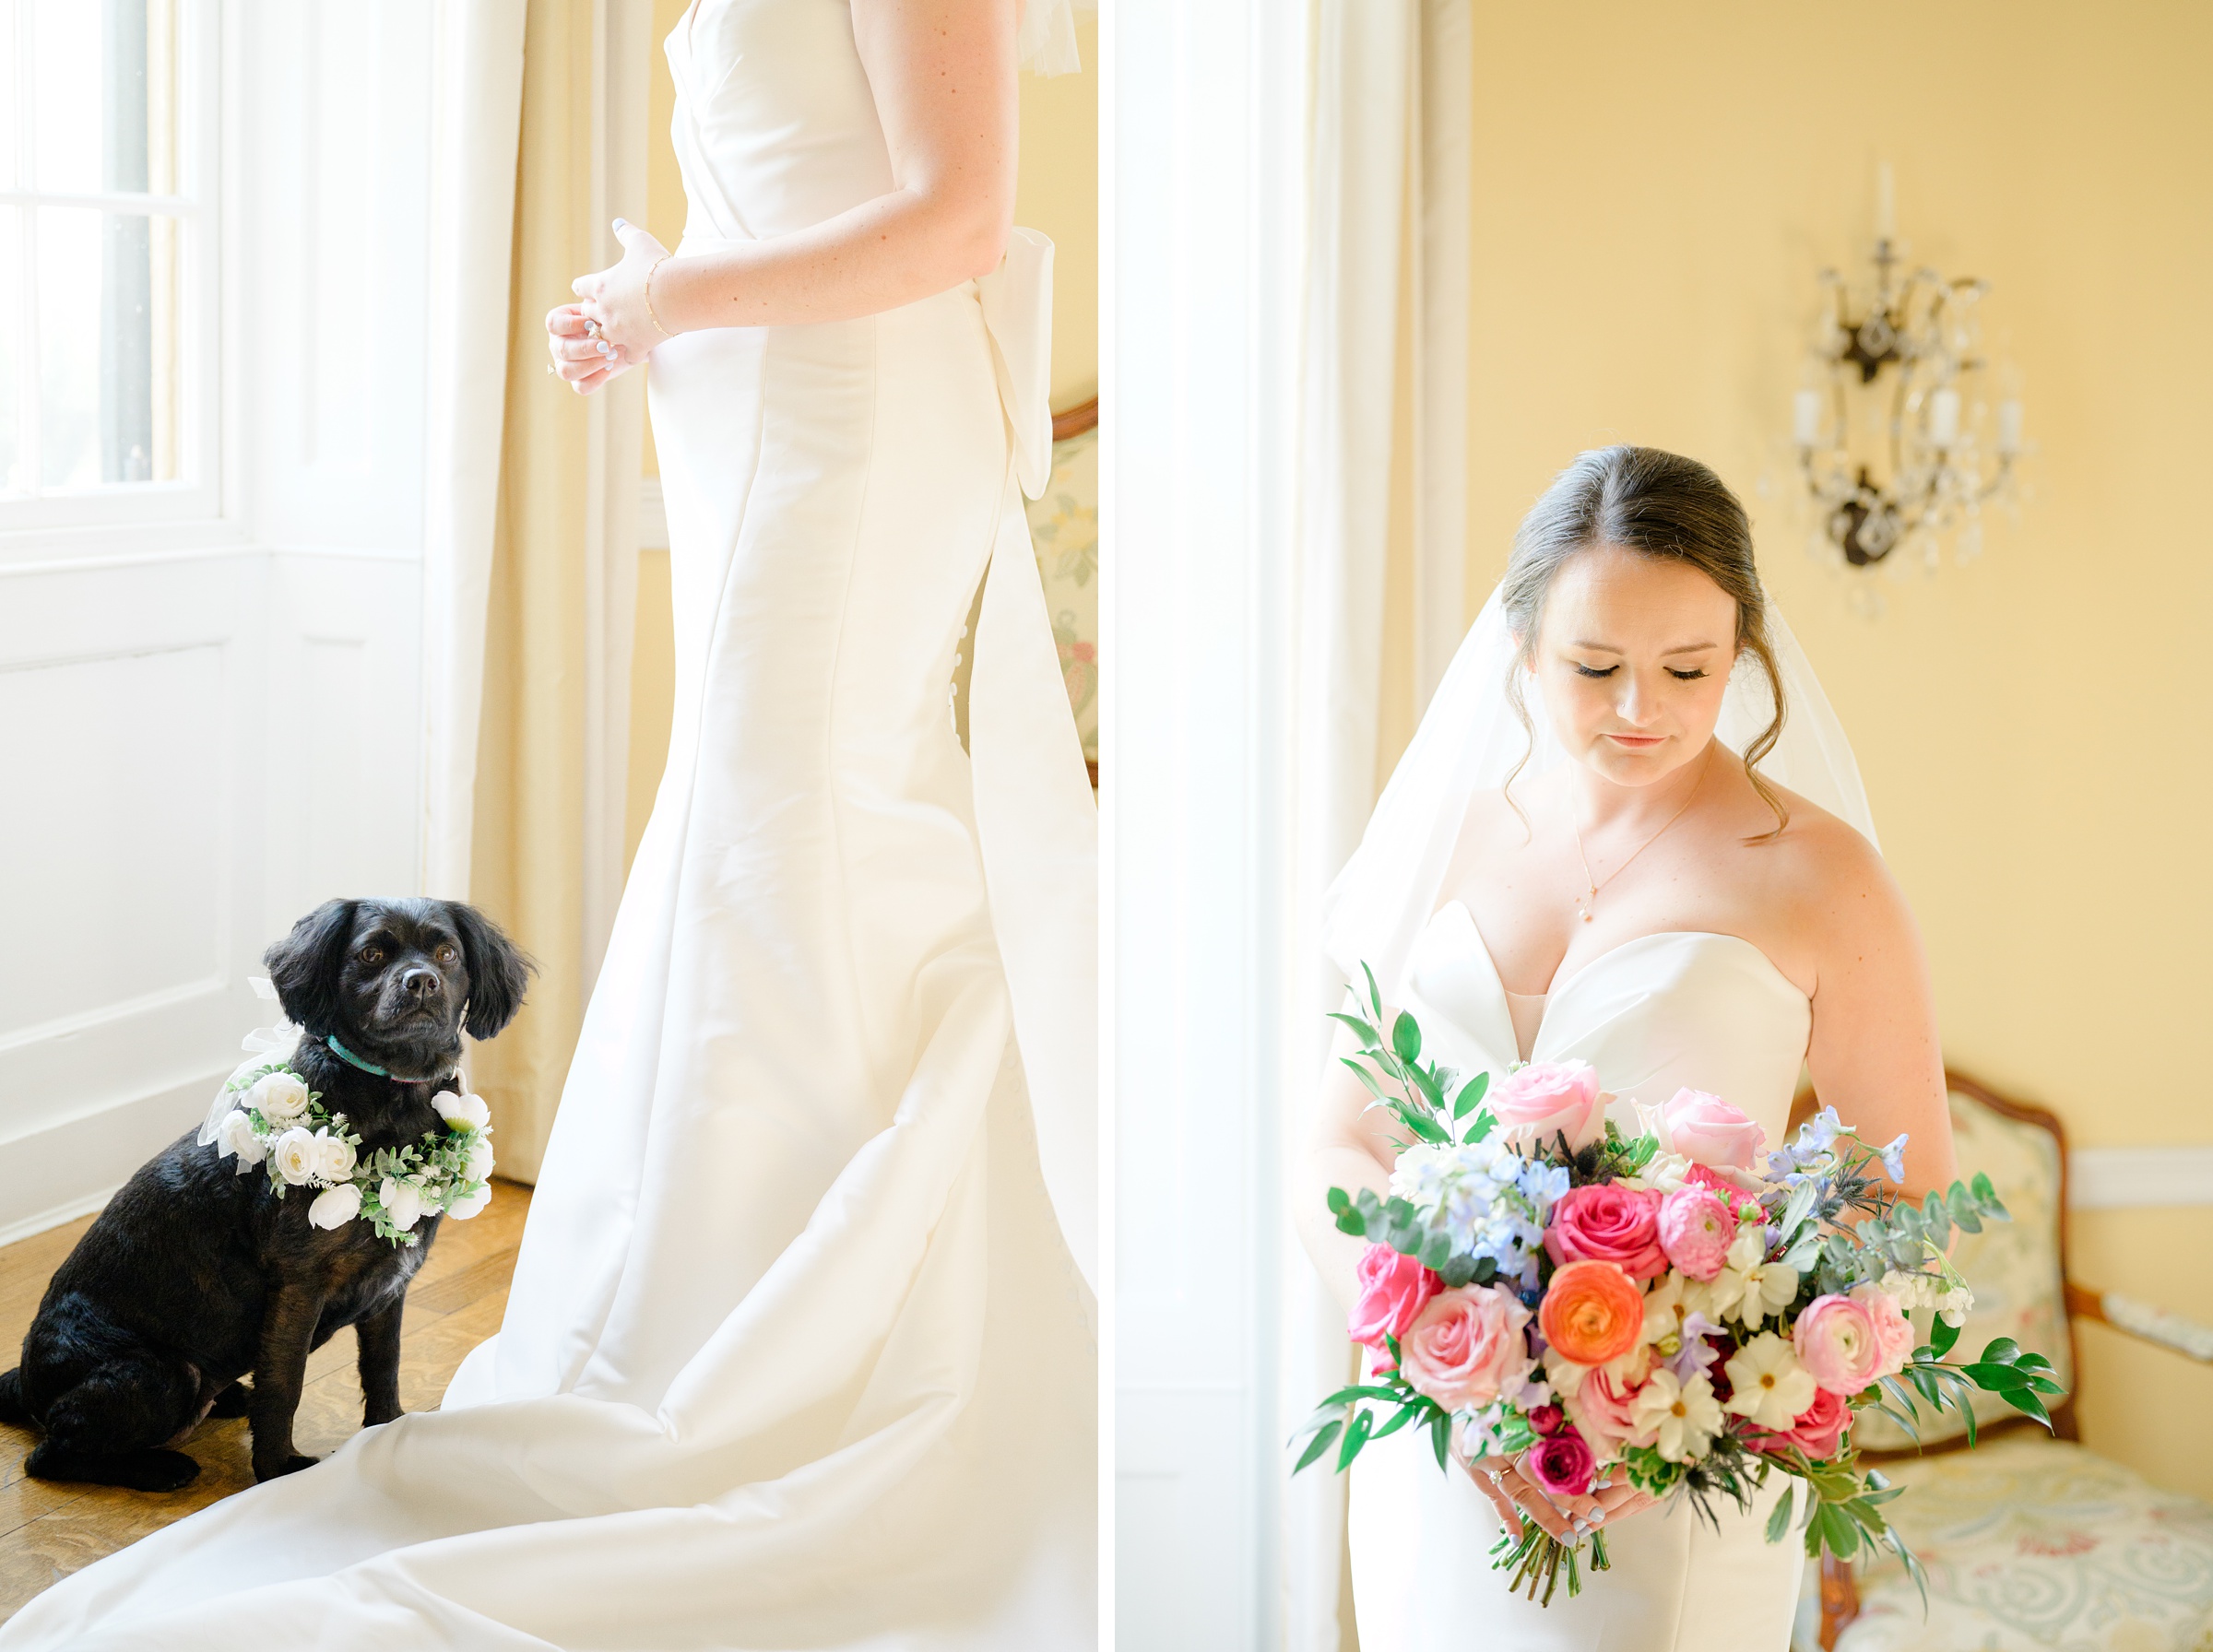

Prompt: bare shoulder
xmin=1745 ymin=780 xmax=1920 ymax=978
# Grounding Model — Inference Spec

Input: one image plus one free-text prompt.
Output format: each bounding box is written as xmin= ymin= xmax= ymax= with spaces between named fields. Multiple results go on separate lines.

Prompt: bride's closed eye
xmin=1569 ymin=663 xmax=1708 ymax=680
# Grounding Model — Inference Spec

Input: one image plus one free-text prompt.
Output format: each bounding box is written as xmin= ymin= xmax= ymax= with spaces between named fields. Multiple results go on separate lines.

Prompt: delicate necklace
xmin=1568 ymin=744 xmax=1713 ymax=923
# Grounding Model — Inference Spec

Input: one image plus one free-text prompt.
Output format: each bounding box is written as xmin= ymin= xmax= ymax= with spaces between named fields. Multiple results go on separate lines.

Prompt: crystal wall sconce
xmin=1792 ymin=165 xmax=2027 ymax=572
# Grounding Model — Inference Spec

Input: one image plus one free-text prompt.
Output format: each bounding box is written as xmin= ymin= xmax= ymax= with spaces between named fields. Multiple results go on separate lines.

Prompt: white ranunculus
xmin=379 ymin=1177 xmax=425 ymax=1232
xmin=248 ymin=1070 xmax=312 ymax=1122
xmin=435 ymin=1091 xmax=491 ymax=1132
xmin=307 ymin=1182 xmax=362 ymax=1230
xmin=216 ymin=1109 xmax=266 ymax=1167
xmin=445 ymin=1185 xmax=492 ymax=1221
xmin=269 ymin=1127 xmax=322 ymax=1186
xmin=464 ymin=1138 xmax=495 ymax=1181
xmin=313 ymin=1129 xmax=356 ymax=1184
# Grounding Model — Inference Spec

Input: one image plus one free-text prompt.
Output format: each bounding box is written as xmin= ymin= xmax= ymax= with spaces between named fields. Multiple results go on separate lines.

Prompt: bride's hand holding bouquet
xmin=1293 ymin=973 xmax=2057 ymax=1609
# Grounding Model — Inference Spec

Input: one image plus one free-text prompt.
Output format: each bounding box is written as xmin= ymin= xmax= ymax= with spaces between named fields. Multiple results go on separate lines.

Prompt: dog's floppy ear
xmin=263 ymin=899 xmax=360 ymax=1034
xmin=446 ymin=903 xmax=534 ymax=1040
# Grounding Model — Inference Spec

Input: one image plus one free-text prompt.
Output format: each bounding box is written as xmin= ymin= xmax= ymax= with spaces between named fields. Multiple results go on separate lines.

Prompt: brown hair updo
xmin=1500 ymin=444 xmax=1789 ymax=832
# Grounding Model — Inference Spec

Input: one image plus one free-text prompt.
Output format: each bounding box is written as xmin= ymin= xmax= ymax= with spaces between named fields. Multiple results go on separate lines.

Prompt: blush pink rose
xmin=1398 ymin=1284 xmax=1534 ymax=1411
xmin=1655 ymin=1088 xmax=1768 ymax=1172
xmin=1656 ymin=1186 xmax=1739 ymax=1282
xmin=1490 ymin=1060 xmax=1609 ymax=1152
xmin=1750 ymin=1385 xmax=1849 ymax=1461
xmin=1544 ymin=1184 xmax=1667 ymax=1280
xmin=1347 ymin=1243 xmax=1441 ymax=1351
xmin=1794 ymin=1293 xmax=1882 ymax=1396
xmin=1851 ymin=1282 xmax=1915 ymax=1380
xmin=1560 ymin=1361 xmax=1645 ymax=1453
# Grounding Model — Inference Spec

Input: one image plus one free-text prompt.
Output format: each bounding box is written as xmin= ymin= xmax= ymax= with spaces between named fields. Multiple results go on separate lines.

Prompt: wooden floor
xmin=0 ymin=1179 xmax=532 ymax=1623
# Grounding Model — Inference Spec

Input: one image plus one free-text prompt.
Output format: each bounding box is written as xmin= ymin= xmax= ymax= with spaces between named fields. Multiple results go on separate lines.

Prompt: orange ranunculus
xmin=1539 ymin=1258 xmax=1645 ymax=1366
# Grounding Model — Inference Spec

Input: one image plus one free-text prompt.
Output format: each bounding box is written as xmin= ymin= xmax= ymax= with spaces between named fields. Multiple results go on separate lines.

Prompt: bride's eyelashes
xmin=1568 ymin=662 xmax=1709 ymax=680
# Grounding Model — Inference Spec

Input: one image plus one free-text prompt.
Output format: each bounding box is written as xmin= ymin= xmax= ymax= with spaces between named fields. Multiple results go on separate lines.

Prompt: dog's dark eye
xmin=359 ymin=946 xmax=384 ymax=966
xmin=434 ymin=944 xmax=458 ymax=964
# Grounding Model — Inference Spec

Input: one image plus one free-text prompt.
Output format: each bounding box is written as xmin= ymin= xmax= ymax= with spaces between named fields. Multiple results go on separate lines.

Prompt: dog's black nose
xmin=399 ymin=966 xmax=443 ymax=1000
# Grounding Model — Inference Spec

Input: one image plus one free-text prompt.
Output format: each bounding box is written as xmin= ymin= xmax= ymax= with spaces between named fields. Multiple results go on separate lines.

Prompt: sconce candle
xmin=1929 ymin=387 xmax=1960 ymax=448
xmin=1793 ymin=390 xmax=1823 ymax=448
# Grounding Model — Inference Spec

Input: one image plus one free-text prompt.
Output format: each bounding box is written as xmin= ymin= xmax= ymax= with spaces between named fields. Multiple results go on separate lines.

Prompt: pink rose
xmin=1347 ymin=1244 xmax=1441 ymax=1351
xmin=1656 ymin=1186 xmax=1738 ymax=1282
xmin=1398 ymin=1284 xmax=1534 ymax=1411
xmin=1527 ymin=1404 xmax=1565 ymax=1438
xmin=1793 ymin=1293 xmax=1882 ymax=1396
xmin=1559 ymin=1360 xmax=1645 ymax=1453
xmin=1544 ymin=1184 xmax=1667 ymax=1280
xmin=1524 ymin=1426 xmax=1596 ymax=1499
xmin=1750 ymin=1385 xmax=1849 ymax=1461
xmin=1490 ymin=1060 xmax=1608 ymax=1152
xmin=1655 ymin=1088 xmax=1767 ymax=1172
xmin=1851 ymin=1283 xmax=1915 ymax=1380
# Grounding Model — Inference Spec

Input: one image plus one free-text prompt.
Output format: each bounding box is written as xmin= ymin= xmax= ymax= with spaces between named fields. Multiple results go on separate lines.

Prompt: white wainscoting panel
xmin=2070 ymin=1147 xmax=2213 ymax=1210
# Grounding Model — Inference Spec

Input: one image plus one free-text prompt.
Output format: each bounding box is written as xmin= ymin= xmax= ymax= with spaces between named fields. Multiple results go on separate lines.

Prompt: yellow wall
xmin=1424 ymin=0 xmax=2213 ymax=1497
xmin=627 ymin=18 xmax=1099 ymax=861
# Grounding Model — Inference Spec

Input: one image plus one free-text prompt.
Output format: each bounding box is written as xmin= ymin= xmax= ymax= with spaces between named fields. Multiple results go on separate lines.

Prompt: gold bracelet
xmin=645 ymin=254 xmax=675 ymax=338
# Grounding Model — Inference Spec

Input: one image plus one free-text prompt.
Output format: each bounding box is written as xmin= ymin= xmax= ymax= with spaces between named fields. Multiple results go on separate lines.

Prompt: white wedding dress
xmin=1345 ymin=902 xmax=1810 ymax=1652
xmin=1 ymin=4 xmax=1095 ymax=1646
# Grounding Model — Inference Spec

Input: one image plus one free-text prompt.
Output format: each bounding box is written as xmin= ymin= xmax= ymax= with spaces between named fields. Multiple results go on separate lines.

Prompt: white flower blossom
xmin=379 ymin=1177 xmax=426 ymax=1232
xmin=216 ymin=1109 xmax=266 ymax=1168
xmin=248 ymin=1070 xmax=312 ymax=1123
xmin=463 ymin=1137 xmax=495 ymax=1182
xmin=436 ymin=1091 xmax=491 ymax=1132
xmin=270 ymin=1127 xmax=323 ymax=1186
xmin=308 ymin=1182 xmax=362 ymax=1230
xmin=313 ymin=1128 xmax=356 ymax=1184
xmin=1722 ymin=1332 xmax=1817 ymax=1431
xmin=1710 ymin=1227 xmax=1798 ymax=1327
xmin=446 ymin=1185 xmax=492 ymax=1220
xmin=1627 ymin=1368 xmax=1723 ymax=1463
xmin=1937 ymin=1286 xmax=1974 ymax=1327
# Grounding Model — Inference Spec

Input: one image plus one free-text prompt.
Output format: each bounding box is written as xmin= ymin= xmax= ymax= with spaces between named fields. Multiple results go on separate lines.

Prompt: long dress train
xmin=0 ymin=3 xmax=1095 ymax=1646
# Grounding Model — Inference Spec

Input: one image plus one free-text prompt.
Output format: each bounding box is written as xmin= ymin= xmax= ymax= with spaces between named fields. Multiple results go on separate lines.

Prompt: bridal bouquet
xmin=1293 ymin=970 xmax=2060 ymax=1606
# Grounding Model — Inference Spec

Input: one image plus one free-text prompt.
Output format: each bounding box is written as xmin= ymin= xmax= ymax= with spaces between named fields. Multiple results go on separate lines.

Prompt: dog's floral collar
xmin=204 ymin=1057 xmax=495 ymax=1245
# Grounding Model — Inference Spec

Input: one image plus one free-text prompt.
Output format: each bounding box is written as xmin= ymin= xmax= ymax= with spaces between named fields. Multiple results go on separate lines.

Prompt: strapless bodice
xmin=1402 ymin=903 xmax=1812 ymax=1150
xmin=668 ymin=1 xmax=893 ymax=243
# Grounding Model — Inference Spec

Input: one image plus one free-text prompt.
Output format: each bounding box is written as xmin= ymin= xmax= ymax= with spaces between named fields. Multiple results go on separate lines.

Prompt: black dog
xmin=0 ymin=899 xmax=531 ymax=1490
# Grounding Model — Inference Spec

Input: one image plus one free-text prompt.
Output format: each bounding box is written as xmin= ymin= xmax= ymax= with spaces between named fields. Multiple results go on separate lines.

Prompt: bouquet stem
xmin=1490 ymin=1516 xmax=1609 ymax=1604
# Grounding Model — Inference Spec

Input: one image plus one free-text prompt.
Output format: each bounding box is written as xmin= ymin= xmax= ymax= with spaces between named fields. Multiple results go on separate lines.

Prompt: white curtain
xmin=420 ymin=0 xmax=528 ymax=902
xmin=1280 ymin=3 xmax=1471 ymax=1649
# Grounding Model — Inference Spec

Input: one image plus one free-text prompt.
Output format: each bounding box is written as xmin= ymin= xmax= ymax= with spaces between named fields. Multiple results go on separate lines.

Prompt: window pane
xmin=31 ymin=0 xmax=175 ymax=198
xmin=0 ymin=209 xmax=19 ymax=495
xmin=38 ymin=206 xmax=181 ymax=489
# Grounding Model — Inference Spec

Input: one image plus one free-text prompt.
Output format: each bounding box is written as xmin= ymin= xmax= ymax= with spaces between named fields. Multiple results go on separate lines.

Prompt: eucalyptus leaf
xmin=1294 ymin=1420 xmax=1342 ymax=1473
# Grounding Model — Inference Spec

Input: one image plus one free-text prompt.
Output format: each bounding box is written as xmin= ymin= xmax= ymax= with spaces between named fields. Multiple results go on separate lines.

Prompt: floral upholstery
xmin=1023 ymin=426 xmax=1098 ymax=766
xmin=1851 ymin=1086 xmax=2073 ymax=1451
xmin=1823 ymin=1436 xmax=2213 ymax=1652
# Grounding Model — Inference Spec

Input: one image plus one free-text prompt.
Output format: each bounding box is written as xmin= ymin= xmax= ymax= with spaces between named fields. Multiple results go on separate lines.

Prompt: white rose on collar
xmin=270 ymin=1127 xmax=322 ymax=1186
xmin=308 ymin=1182 xmax=362 ymax=1230
xmin=446 ymin=1185 xmax=492 ymax=1221
xmin=435 ymin=1091 xmax=491 ymax=1132
xmin=249 ymin=1071 xmax=311 ymax=1122
xmin=380 ymin=1178 xmax=426 ymax=1232
xmin=216 ymin=1109 xmax=266 ymax=1168
xmin=464 ymin=1138 xmax=494 ymax=1181
xmin=313 ymin=1129 xmax=356 ymax=1184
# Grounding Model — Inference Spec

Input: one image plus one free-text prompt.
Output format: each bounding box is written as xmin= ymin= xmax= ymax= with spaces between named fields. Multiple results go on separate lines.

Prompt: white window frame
xmin=0 ymin=0 xmax=221 ymax=549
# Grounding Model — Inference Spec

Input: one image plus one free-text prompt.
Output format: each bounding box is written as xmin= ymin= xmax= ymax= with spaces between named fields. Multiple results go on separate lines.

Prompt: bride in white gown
xmin=2 ymin=2 xmax=1095 ymax=1646
xmin=1299 ymin=446 xmax=1958 ymax=1650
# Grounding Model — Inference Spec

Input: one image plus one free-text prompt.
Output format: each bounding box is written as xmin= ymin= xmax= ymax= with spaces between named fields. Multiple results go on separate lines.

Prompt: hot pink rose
xmin=1793 ymin=1293 xmax=1882 ymax=1396
xmin=1657 ymin=1186 xmax=1738 ymax=1282
xmin=1544 ymin=1184 xmax=1667 ymax=1280
xmin=1490 ymin=1060 xmax=1609 ymax=1152
xmin=1527 ymin=1404 xmax=1565 ymax=1438
xmin=1851 ymin=1282 xmax=1915 ymax=1380
xmin=1398 ymin=1284 xmax=1534 ymax=1411
xmin=1750 ymin=1385 xmax=1849 ymax=1461
xmin=1347 ymin=1243 xmax=1441 ymax=1351
xmin=1655 ymin=1088 xmax=1768 ymax=1172
xmin=1524 ymin=1426 xmax=1597 ymax=1499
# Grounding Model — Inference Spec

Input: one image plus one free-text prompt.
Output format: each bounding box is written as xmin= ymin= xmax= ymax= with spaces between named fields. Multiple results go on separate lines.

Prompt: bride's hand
xmin=1462 ymin=1449 xmax=1660 ymax=1542
xmin=546 ymin=302 xmax=631 ymax=395
xmin=569 ymin=218 xmax=676 ymax=370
